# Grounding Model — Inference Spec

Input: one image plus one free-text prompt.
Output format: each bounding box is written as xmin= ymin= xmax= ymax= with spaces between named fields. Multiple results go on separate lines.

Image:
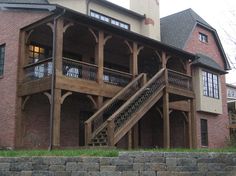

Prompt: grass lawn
xmin=0 ymin=147 xmax=235 ymax=157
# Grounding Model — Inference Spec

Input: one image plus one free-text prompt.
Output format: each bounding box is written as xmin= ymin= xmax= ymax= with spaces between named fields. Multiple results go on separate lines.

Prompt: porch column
xmin=96 ymin=31 xmax=104 ymax=84
xmin=190 ymin=99 xmax=197 ymax=148
xmin=161 ymin=51 xmax=167 ymax=69
xmin=163 ymin=90 xmax=170 ymax=148
xmin=52 ymin=89 xmax=62 ymax=147
xmin=130 ymin=42 xmax=138 ymax=77
xmin=52 ymin=18 xmax=64 ymax=147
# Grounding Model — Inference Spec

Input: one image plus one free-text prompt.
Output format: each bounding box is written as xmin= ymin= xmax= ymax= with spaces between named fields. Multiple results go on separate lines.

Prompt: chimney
xmin=130 ymin=0 xmax=160 ymax=41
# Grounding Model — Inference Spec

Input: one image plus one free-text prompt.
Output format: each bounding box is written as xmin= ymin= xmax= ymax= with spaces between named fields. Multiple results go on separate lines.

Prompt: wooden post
xmin=190 ymin=99 xmax=197 ymax=148
xmin=97 ymin=31 xmax=104 ymax=84
xmin=163 ymin=90 xmax=170 ymax=148
xmin=51 ymin=18 xmax=64 ymax=148
xmin=85 ymin=121 xmax=91 ymax=146
xmin=107 ymin=120 xmax=115 ymax=146
xmin=15 ymin=31 xmax=28 ymax=148
xmin=130 ymin=42 xmax=138 ymax=77
xmin=188 ymin=110 xmax=193 ymax=148
xmin=54 ymin=18 xmax=64 ymax=76
xmin=128 ymin=130 xmax=132 ymax=150
xmin=162 ymin=51 xmax=167 ymax=69
xmin=52 ymin=89 xmax=62 ymax=147
xmin=133 ymin=124 xmax=139 ymax=148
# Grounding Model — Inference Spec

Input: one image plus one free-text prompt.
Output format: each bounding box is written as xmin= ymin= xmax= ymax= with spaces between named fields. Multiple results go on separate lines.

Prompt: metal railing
xmin=23 ymin=58 xmax=52 ymax=82
xmin=168 ymin=69 xmax=192 ymax=91
xmin=63 ymin=58 xmax=98 ymax=81
xmin=104 ymin=68 xmax=132 ymax=87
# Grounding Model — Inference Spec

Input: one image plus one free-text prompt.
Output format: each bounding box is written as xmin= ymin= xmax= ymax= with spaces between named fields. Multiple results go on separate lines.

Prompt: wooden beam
xmin=56 ymin=75 xmax=121 ymax=98
xmin=52 ymin=89 xmax=61 ymax=147
xmin=54 ymin=18 xmax=64 ymax=76
xmin=163 ymin=90 xmax=170 ymax=148
xmin=190 ymin=99 xmax=197 ymax=148
xmin=97 ymin=31 xmax=104 ymax=84
xmin=169 ymin=101 xmax=190 ymax=112
xmin=130 ymin=42 xmax=138 ymax=77
xmin=132 ymin=123 xmax=139 ymax=148
xmin=188 ymin=111 xmax=193 ymax=148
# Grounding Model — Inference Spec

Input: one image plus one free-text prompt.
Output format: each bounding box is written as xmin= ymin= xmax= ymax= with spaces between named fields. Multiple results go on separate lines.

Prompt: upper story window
xmin=228 ymin=88 xmax=236 ymax=99
xmin=0 ymin=44 xmax=5 ymax=77
xmin=29 ymin=44 xmax=52 ymax=64
xmin=90 ymin=10 xmax=130 ymax=30
xmin=199 ymin=33 xmax=208 ymax=43
xmin=202 ymin=70 xmax=219 ymax=99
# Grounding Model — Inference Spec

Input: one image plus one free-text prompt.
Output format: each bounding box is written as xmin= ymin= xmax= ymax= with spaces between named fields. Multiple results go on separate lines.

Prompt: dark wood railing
xmin=104 ymin=68 xmax=132 ymax=87
xmin=62 ymin=58 xmax=98 ymax=81
xmin=23 ymin=58 xmax=52 ymax=82
xmin=168 ymin=69 xmax=192 ymax=91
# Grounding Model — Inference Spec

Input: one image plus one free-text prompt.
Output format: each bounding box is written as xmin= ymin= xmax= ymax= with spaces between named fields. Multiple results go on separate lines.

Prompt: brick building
xmin=0 ymin=0 xmax=230 ymax=149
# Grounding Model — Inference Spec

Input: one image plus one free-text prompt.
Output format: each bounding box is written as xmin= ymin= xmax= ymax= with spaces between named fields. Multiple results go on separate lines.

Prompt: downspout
xmin=86 ymin=0 xmax=93 ymax=15
xmin=49 ymin=9 xmax=66 ymax=151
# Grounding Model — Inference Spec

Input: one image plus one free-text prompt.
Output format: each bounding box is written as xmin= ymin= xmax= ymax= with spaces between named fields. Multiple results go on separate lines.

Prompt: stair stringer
xmin=113 ymin=86 xmax=164 ymax=144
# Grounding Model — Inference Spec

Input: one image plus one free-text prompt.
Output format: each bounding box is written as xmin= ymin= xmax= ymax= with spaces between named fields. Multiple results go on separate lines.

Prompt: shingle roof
xmin=161 ymin=8 xmax=231 ymax=71
xmin=192 ymin=54 xmax=227 ymax=74
xmin=0 ymin=0 xmax=48 ymax=4
xmin=160 ymin=8 xmax=212 ymax=49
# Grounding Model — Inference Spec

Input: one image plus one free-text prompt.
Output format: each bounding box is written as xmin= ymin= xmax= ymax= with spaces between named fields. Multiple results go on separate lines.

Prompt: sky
xmin=108 ymin=0 xmax=236 ymax=85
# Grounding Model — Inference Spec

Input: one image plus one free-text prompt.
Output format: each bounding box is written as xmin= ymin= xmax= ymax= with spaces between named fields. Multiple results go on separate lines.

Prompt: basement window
xmin=90 ymin=10 xmax=130 ymax=30
xmin=0 ymin=44 xmax=5 ymax=77
xmin=200 ymin=119 xmax=208 ymax=146
xmin=199 ymin=33 xmax=208 ymax=43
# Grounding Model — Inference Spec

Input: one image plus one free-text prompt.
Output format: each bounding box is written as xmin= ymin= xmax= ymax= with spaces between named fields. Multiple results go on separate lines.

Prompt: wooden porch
xmin=16 ymin=13 xmax=197 ymax=149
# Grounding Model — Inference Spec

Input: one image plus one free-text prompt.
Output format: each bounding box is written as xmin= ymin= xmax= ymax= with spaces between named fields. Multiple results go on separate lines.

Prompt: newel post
xmin=107 ymin=120 xmax=115 ymax=146
xmin=85 ymin=122 xmax=92 ymax=146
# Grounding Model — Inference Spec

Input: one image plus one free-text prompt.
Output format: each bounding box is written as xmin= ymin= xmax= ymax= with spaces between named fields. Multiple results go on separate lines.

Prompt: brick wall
xmin=0 ymin=152 xmax=235 ymax=175
xmin=184 ymin=25 xmax=229 ymax=148
xmin=0 ymin=11 xmax=51 ymax=148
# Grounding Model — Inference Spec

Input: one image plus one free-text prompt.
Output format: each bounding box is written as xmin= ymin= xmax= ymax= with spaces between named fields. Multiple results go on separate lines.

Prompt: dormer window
xmin=90 ymin=10 xmax=130 ymax=30
xmin=199 ymin=33 xmax=208 ymax=43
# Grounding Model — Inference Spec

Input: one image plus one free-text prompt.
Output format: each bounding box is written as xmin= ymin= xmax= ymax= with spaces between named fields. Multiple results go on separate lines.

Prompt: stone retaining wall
xmin=0 ymin=152 xmax=236 ymax=176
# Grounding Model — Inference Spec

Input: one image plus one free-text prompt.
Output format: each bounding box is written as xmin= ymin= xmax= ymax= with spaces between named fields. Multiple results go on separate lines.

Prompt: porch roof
xmin=3 ymin=3 xmax=197 ymax=61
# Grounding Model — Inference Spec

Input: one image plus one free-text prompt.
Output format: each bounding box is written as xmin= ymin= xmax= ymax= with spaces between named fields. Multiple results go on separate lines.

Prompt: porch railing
xmin=23 ymin=58 xmax=52 ymax=82
xmin=104 ymin=68 xmax=132 ymax=87
xmin=63 ymin=58 xmax=98 ymax=81
xmin=168 ymin=69 xmax=192 ymax=91
xmin=229 ymin=112 xmax=236 ymax=125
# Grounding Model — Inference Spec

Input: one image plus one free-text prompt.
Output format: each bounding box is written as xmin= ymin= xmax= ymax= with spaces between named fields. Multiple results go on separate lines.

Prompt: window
xmin=202 ymin=71 xmax=219 ymax=99
xmin=201 ymin=119 xmax=208 ymax=146
xmin=0 ymin=44 xmax=5 ymax=77
xmin=29 ymin=45 xmax=52 ymax=78
xmin=90 ymin=10 xmax=130 ymax=30
xmin=199 ymin=33 xmax=208 ymax=43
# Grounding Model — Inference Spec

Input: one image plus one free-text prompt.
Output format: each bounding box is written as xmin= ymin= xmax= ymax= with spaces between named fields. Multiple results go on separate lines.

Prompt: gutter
xmin=48 ymin=8 xmax=66 ymax=151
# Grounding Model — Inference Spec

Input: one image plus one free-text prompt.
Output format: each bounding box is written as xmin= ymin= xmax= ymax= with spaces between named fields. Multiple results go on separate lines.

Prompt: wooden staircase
xmin=85 ymin=69 xmax=166 ymax=146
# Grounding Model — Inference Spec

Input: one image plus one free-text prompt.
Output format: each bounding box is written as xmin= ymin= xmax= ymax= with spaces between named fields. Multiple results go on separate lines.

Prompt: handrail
xmin=63 ymin=57 xmax=98 ymax=68
xmin=85 ymin=73 xmax=145 ymax=145
xmin=107 ymin=68 xmax=165 ymax=124
xmin=85 ymin=73 xmax=145 ymax=125
xmin=104 ymin=67 xmax=132 ymax=78
xmin=23 ymin=57 xmax=52 ymax=69
xmin=167 ymin=69 xmax=192 ymax=78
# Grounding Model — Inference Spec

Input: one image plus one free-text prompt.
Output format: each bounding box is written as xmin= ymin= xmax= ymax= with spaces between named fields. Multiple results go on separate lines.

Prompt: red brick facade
xmin=0 ymin=11 xmax=50 ymax=148
xmin=184 ymin=25 xmax=229 ymax=148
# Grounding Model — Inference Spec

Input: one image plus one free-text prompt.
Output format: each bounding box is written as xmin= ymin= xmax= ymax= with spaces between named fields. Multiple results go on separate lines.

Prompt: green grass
xmin=0 ymin=147 xmax=236 ymax=157
xmin=0 ymin=149 xmax=119 ymax=157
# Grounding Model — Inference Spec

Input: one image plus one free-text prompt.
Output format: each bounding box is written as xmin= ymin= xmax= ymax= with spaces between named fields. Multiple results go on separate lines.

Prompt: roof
xmin=192 ymin=54 xmax=227 ymax=74
xmin=0 ymin=0 xmax=48 ymax=4
xmin=160 ymin=8 xmax=231 ymax=71
xmin=160 ymin=8 xmax=212 ymax=49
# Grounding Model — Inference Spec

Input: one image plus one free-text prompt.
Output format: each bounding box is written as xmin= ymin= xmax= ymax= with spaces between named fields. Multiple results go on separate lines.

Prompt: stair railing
xmin=84 ymin=73 xmax=146 ymax=145
xmin=106 ymin=68 xmax=166 ymax=145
